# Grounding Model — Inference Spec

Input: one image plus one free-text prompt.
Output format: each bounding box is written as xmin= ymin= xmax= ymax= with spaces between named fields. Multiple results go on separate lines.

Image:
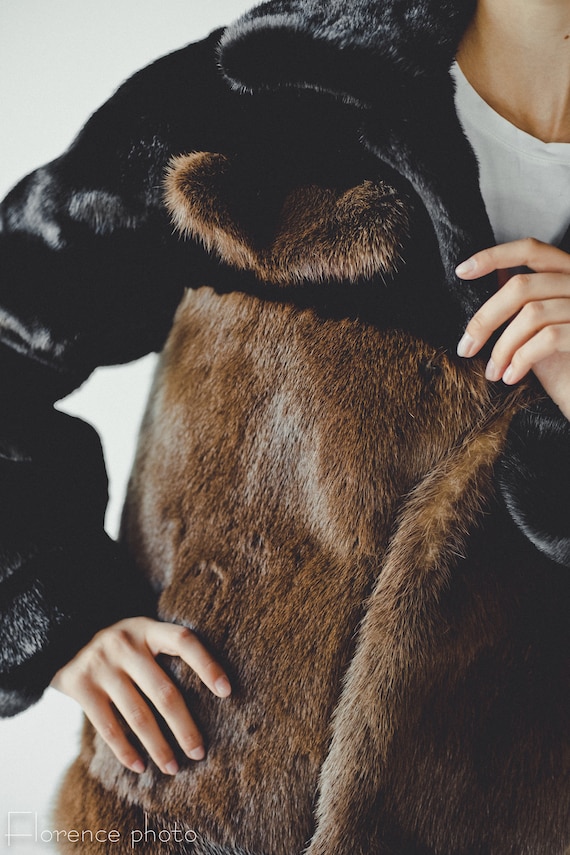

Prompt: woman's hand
xmin=455 ymin=238 xmax=570 ymax=420
xmin=50 ymin=616 xmax=231 ymax=776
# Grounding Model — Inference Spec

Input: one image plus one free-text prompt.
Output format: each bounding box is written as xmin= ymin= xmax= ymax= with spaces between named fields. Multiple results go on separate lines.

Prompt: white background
xmin=0 ymin=1 xmax=252 ymax=851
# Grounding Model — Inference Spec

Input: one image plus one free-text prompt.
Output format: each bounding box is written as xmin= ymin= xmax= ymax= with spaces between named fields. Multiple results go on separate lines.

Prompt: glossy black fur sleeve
xmin=0 ymin=29 xmax=241 ymax=384
xmin=0 ymin=29 xmax=238 ymax=715
xmin=0 ymin=404 xmax=157 ymax=715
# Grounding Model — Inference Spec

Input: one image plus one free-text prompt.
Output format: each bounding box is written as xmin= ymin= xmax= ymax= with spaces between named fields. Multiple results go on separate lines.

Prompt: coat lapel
xmin=219 ymin=0 xmax=501 ymax=340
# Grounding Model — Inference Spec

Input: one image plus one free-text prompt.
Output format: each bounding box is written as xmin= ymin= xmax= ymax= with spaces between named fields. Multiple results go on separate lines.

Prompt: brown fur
xmin=164 ymin=152 xmax=410 ymax=284
xmin=54 ymin=154 xmax=568 ymax=855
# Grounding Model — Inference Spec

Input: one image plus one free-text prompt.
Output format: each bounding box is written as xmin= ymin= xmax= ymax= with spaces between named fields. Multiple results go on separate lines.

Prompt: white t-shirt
xmin=450 ymin=61 xmax=570 ymax=247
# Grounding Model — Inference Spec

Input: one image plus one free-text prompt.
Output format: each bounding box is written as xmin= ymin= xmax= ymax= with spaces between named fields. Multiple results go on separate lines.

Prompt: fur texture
xmin=220 ymin=0 xmax=497 ymax=330
xmin=54 ymin=151 xmax=569 ymax=855
xmin=0 ymin=409 xmax=154 ymax=716
xmin=219 ymin=0 xmax=476 ymax=100
xmin=498 ymin=399 xmax=570 ymax=566
xmin=0 ymin=1 xmax=568 ymax=852
xmin=164 ymin=152 xmax=409 ymax=284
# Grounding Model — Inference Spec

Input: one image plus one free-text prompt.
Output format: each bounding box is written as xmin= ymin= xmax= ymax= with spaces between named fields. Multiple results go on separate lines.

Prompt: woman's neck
xmin=456 ymin=0 xmax=570 ymax=142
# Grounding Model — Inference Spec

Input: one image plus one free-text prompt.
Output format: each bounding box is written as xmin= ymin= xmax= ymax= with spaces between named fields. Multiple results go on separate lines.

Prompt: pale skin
xmin=51 ymin=618 xmax=231 ymax=775
xmin=455 ymin=0 xmax=570 ymax=421
xmin=51 ymin=0 xmax=570 ymax=775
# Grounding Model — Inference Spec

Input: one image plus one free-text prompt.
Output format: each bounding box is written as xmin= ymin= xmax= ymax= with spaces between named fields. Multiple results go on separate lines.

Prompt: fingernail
xmin=189 ymin=745 xmax=206 ymax=761
xmin=457 ymin=332 xmax=476 ymax=358
xmin=485 ymin=359 xmax=501 ymax=382
xmin=131 ymin=760 xmax=145 ymax=774
xmin=215 ymin=676 xmax=231 ymax=697
xmin=455 ymin=257 xmax=477 ymax=276
xmin=165 ymin=759 xmax=179 ymax=775
xmin=502 ymin=365 xmax=514 ymax=384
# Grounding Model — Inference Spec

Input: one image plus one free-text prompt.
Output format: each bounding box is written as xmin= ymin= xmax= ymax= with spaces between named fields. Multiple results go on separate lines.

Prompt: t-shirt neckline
xmin=451 ymin=60 xmax=570 ymax=165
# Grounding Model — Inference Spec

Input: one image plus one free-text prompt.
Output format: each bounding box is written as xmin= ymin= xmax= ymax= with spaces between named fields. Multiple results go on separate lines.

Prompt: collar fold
xmin=219 ymin=0 xmax=500 ymax=339
xmin=219 ymin=0 xmax=476 ymax=106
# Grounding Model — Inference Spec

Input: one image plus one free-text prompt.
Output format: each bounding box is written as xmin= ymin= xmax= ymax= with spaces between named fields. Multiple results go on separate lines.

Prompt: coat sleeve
xmin=0 ymin=29 xmax=233 ymax=716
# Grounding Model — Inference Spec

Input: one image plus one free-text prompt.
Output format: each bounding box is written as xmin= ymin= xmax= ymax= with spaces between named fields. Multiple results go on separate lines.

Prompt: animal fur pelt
xmin=220 ymin=0 xmax=498 ymax=332
xmin=54 ymin=151 xmax=570 ymax=855
xmin=0 ymin=0 xmax=568 ymax=852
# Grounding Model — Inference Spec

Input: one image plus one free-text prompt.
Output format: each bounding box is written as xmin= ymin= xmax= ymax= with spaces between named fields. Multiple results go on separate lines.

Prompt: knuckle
xmin=162 ymin=624 xmax=195 ymax=650
xmin=176 ymin=625 xmax=195 ymax=643
xmin=157 ymin=681 xmax=179 ymax=710
xmin=107 ymin=629 xmax=142 ymax=663
xmin=78 ymin=644 xmax=108 ymax=676
xmin=99 ymin=719 xmax=121 ymax=744
xmin=133 ymin=616 xmax=155 ymax=635
xmin=92 ymin=639 xmax=112 ymax=661
xmin=521 ymin=300 xmax=544 ymax=323
xmin=509 ymin=272 xmax=530 ymax=296
xmin=129 ymin=704 xmax=152 ymax=730
xmin=108 ymin=626 xmax=134 ymax=651
xmin=71 ymin=668 xmax=94 ymax=695
xmin=543 ymin=325 xmax=561 ymax=348
xmin=522 ymin=236 xmax=541 ymax=258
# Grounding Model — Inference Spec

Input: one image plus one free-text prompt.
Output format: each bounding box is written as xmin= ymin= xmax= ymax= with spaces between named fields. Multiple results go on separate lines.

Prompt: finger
xmin=145 ymin=621 xmax=232 ymax=698
xmin=78 ymin=688 xmax=147 ymax=774
xmin=457 ymin=274 xmax=570 ymax=357
xmin=501 ymin=324 xmax=570 ymax=385
xmin=105 ymin=673 xmax=182 ymax=776
xmin=127 ymin=655 xmax=206 ymax=761
xmin=484 ymin=299 xmax=570 ymax=380
xmin=456 ymin=238 xmax=570 ymax=279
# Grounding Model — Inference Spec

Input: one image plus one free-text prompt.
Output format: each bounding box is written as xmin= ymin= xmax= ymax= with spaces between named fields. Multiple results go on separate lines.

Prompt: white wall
xmin=0 ymin=2 xmax=252 ymax=851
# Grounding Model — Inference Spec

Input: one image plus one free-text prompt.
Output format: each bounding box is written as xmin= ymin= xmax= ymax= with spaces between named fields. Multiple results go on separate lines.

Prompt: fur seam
xmin=306 ymin=394 xmax=524 ymax=854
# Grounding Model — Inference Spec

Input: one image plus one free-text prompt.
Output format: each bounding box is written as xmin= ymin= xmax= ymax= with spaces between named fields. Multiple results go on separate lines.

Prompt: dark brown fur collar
xmin=164 ymin=152 xmax=409 ymax=285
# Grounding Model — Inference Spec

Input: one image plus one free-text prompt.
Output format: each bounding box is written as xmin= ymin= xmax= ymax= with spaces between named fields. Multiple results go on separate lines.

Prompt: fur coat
xmin=0 ymin=0 xmax=569 ymax=852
